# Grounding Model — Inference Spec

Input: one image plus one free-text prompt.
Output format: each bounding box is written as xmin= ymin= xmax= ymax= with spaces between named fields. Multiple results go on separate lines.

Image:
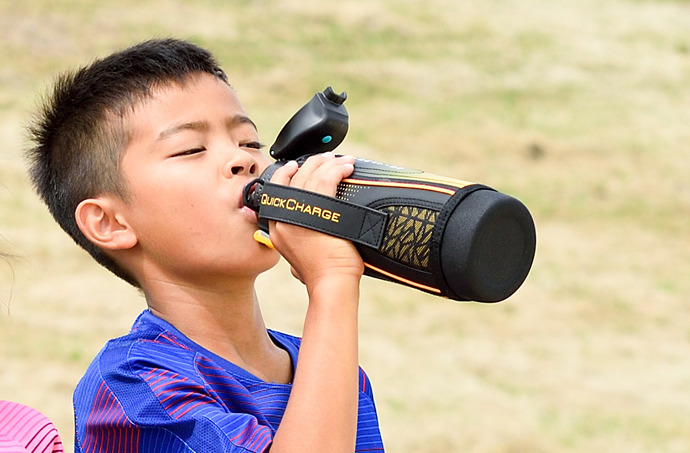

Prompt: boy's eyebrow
xmin=157 ymin=115 xmax=258 ymax=141
xmin=231 ymin=115 xmax=259 ymax=132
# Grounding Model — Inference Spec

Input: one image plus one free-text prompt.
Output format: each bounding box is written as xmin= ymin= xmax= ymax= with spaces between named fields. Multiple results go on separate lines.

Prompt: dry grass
xmin=1 ymin=0 xmax=689 ymax=451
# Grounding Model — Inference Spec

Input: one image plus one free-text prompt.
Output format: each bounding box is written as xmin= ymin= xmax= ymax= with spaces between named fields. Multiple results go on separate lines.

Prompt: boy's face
xmin=118 ymin=72 xmax=279 ymax=286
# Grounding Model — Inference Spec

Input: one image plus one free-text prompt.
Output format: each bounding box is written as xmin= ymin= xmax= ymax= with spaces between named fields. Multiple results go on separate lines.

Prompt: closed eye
xmin=171 ymin=147 xmax=206 ymax=158
xmin=241 ymin=141 xmax=265 ymax=151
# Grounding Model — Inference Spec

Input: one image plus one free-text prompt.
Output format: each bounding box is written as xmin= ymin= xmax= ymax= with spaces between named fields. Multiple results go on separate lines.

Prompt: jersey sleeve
xmin=74 ymin=335 xmax=275 ymax=453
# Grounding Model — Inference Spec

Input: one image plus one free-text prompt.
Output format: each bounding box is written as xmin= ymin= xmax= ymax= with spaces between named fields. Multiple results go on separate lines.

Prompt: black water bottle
xmin=244 ymin=88 xmax=536 ymax=303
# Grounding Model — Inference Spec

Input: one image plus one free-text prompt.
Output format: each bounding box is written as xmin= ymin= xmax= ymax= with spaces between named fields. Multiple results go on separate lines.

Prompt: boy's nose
xmin=222 ymin=151 xmax=258 ymax=178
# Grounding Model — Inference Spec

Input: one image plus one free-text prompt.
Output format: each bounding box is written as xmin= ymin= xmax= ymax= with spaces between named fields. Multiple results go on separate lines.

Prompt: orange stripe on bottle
xmin=363 ymin=262 xmax=441 ymax=294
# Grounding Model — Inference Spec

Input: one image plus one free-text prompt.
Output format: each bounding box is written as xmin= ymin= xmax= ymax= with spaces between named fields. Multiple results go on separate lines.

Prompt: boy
xmin=26 ymin=38 xmax=384 ymax=452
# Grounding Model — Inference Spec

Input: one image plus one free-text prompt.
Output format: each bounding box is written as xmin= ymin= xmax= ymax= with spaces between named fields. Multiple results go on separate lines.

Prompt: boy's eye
xmin=171 ymin=147 xmax=206 ymax=158
xmin=242 ymin=141 xmax=265 ymax=151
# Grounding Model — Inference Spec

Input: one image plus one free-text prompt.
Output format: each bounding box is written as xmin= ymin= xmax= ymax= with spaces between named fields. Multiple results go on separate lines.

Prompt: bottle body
xmin=247 ymin=157 xmax=536 ymax=303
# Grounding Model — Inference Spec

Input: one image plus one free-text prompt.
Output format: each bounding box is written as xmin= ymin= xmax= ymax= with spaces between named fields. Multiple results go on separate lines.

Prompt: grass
xmin=1 ymin=0 xmax=690 ymax=451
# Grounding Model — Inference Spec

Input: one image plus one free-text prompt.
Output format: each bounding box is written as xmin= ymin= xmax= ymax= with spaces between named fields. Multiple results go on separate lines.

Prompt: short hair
xmin=26 ymin=38 xmax=229 ymax=287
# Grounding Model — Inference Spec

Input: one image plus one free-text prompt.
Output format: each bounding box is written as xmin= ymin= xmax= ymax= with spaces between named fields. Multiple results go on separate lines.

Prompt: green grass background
xmin=1 ymin=0 xmax=689 ymax=451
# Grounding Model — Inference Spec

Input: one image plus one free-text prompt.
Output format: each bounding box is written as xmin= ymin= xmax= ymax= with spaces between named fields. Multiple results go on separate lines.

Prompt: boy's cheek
xmin=257 ymin=157 xmax=272 ymax=174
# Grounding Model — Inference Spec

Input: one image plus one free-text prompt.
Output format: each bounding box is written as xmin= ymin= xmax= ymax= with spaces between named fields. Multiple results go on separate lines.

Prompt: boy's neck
xmin=144 ymin=278 xmax=293 ymax=384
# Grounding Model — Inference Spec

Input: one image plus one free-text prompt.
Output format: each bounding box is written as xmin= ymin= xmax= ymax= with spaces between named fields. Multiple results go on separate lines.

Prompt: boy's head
xmin=26 ymin=39 xmax=230 ymax=287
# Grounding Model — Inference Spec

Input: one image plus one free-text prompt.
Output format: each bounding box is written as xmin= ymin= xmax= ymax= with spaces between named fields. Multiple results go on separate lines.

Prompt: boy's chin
xmin=245 ymin=244 xmax=280 ymax=273
xmin=262 ymin=249 xmax=282 ymax=269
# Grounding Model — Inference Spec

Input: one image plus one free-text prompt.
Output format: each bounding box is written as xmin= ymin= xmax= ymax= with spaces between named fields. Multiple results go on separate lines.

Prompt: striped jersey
xmin=73 ymin=310 xmax=384 ymax=452
xmin=0 ymin=400 xmax=64 ymax=453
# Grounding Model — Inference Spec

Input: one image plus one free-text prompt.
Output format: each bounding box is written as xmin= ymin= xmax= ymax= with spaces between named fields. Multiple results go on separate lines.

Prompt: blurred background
xmin=1 ymin=0 xmax=689 ymax=451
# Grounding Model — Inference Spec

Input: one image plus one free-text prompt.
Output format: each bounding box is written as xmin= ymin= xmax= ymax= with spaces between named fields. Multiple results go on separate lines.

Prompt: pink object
xmin=0 ymin=401 xmax=63 ymax=453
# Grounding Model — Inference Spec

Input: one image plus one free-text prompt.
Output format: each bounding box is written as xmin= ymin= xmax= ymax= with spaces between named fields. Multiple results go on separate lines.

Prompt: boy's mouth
xmin=241 ymin=179 xmax=262 ymax=214
xmin=238 ymin=191 xmax=259 ymax=222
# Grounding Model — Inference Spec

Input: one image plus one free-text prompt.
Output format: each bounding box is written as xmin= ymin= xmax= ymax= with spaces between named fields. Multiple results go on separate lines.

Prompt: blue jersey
xmin=74 ymin=310 xmax=384 ymax=452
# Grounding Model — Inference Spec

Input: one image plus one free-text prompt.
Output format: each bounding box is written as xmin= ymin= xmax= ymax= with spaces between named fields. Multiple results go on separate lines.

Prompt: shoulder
xmin=85 ymin=313 xmax=196 ymax=382
xmin=106 ymin=322 xmax=196 ymax=368
xmin=74 ymin=312 xmax=202 ymax=414
xmin=97 ymin=310 xmax=197 ymax=366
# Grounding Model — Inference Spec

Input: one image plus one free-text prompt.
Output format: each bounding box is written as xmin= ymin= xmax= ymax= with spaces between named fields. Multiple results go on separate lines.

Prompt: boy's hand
xmin=267 ymin=153 xmax=364 ymax=287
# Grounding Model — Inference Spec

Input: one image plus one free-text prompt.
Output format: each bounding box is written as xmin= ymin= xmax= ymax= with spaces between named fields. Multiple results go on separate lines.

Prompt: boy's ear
xmin=75 ymin=197 xmax=137 ymax=251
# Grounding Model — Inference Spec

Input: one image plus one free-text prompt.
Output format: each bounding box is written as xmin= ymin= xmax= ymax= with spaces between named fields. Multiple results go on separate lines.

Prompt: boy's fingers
xmin=291 ymin=154 xmax=355 ymax=196
xmin=268 ymin=154 xmax=355 ymax=197
xmin=269 ymin=160 xmax=299 ymax=185
xmin=295 ymin=152 xmax=336 ymax=172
